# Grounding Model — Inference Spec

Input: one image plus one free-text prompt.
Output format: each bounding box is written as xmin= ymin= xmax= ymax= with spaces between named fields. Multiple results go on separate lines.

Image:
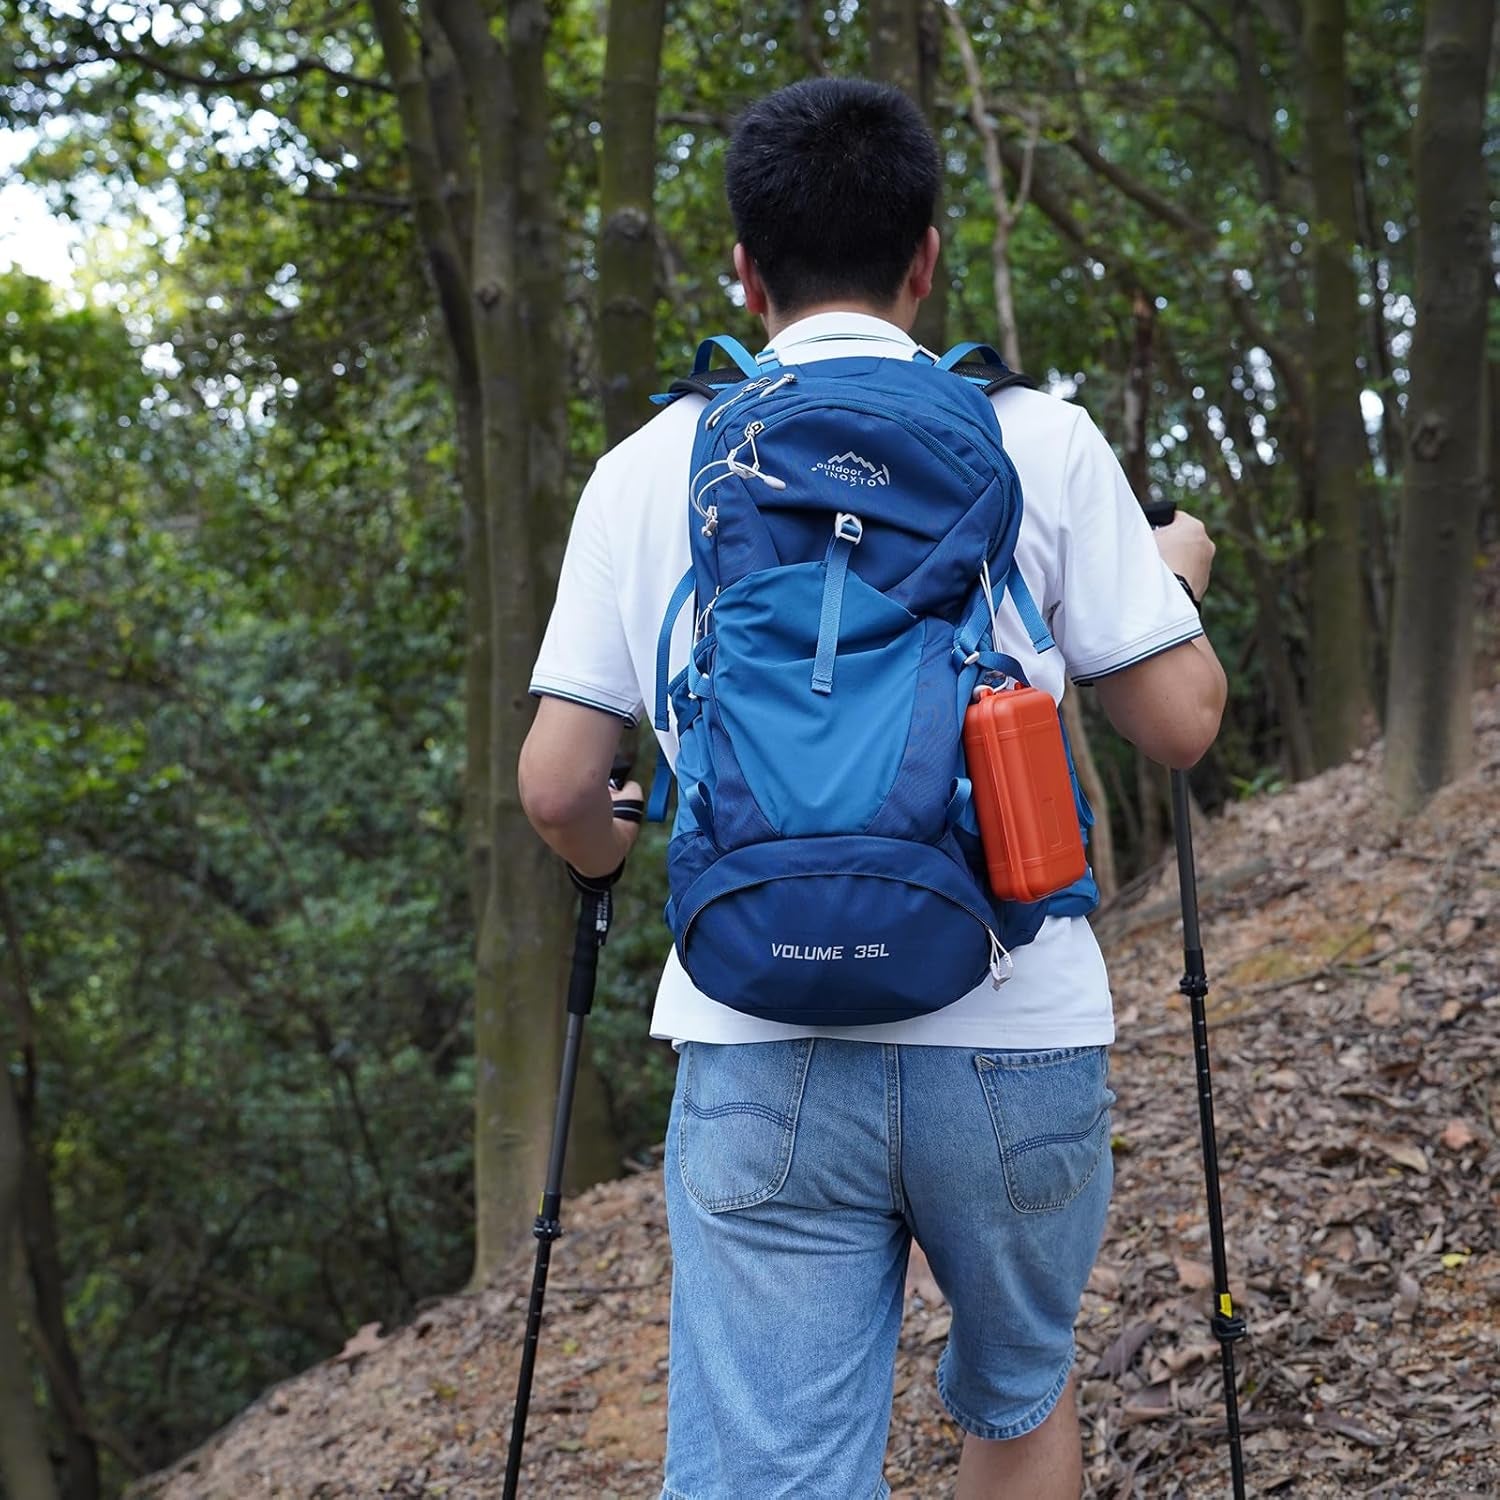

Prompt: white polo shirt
xmin=531 ymin=312 xmax=1201 ymax=1048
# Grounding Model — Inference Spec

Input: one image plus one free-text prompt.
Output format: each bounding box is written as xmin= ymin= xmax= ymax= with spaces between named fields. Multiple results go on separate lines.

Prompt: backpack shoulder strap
xmin=652 ymin=332 xmax=783 ymax=405
xmin=935 ymin=340 xmax=1041 ymax=396
xmin=650 ymin=368 xmax=744 ymax=406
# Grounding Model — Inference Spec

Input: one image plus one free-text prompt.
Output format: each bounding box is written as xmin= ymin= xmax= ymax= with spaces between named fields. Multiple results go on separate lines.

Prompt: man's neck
xmin=762 ymin=299 xmax=913 ymax=340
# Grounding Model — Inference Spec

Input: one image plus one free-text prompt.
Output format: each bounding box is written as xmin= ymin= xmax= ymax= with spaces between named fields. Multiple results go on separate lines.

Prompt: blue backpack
xmin=648 ymin=335 xmax=1097 ymax=1026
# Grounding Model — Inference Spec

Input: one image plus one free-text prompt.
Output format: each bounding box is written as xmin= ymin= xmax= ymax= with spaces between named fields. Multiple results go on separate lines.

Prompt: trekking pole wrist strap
xmin=567 ymin=860 xmax=625 ymax=895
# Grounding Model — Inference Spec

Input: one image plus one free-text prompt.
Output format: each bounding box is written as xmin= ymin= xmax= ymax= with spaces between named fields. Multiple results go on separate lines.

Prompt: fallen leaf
xmin=1438 ymin=998 xmax=1464 ymax=1023
xmin=1119 ymin=1380 xmax=1174 ymax=1427
xmin=1394 ymin=1272 xmax=1421 ymax=1318
xmin=334 ymin=1322 xmax=385 ymax=1363
xmin=1440 ymin=1251 xmax=1470 ymax=1270
xmin=1363 ymin=983 xmax=1403 ymax=1027
xmin=1443 ymin=915 xmax=1475 ymax=946
xmin=1369 ymin=1136 xmax=1429 ymax=1174
xmin=1087 ymin=1262 xmax=1122 ymax=1297
xmin=921 ymin=1310 xmax=953 ymax=1345
xmin=1174 ymin=1256 xmax=1216 ymax=1291
xmin=1312 ymin=1412 xmax=1394 ymax=1447
xmin=1091 ymin=1320 xmax=1156 ymax=1380
xmin=1159 ymin=1340 xmax=1216 ymax=1376
xmin=1439 ymin=1119 xmax=1477 ymax=1151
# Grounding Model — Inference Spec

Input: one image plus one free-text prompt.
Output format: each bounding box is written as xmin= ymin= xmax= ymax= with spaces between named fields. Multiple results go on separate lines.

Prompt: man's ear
xmin=733 ymin=243 xmax=770 ymax=317
xmin=907 ymin=226 xmax=941 ymax=302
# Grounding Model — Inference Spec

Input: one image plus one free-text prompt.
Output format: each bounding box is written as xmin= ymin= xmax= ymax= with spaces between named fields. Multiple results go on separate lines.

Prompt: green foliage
xmin=0 ymin=273 xmax=472 ymax=1483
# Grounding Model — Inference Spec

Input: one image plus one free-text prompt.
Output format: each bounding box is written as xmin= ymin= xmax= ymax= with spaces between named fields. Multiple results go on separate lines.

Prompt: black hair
xmin=725 ymin=78 xmax=940 ymax=316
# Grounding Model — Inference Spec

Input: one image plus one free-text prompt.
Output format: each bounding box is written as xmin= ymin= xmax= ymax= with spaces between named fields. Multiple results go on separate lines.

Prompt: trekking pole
xmin=1164 ymin=774 xmax=1248 ymax=1500
xmin=1144 ymin=498 xmax=1248 ymax=1495
xmin=1169 ymin=754 xmax=1249 ymax=1498
xmin=503 ymin=757 xmax=641 ymax=1500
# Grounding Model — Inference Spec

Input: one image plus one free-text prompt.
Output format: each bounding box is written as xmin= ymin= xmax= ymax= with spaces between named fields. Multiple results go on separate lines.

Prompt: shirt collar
xmin=764 ymin=310 xmax=918 ymax=358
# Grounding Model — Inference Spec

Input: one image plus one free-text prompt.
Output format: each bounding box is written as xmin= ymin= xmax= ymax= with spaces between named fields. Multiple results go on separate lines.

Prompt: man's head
xmin=725 ymin=78 xmax=941 ymax=328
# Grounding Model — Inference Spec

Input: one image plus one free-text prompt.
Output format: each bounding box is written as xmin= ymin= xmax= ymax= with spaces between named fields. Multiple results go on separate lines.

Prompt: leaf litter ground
xmin=136 ymin=689 xmax=1500 ymax=1498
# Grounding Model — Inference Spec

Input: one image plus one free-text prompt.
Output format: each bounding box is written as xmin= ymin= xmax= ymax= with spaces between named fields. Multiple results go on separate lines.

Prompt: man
xmin=520 ymin=79 xmax=1225 ymax=1500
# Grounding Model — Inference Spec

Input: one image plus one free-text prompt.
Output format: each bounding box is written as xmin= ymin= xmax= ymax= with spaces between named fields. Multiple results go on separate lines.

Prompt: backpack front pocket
xmin=674 ymin=835 xmax=997 ymax=1026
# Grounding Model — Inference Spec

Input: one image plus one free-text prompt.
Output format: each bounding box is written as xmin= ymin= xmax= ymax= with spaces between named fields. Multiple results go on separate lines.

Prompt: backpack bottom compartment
xmin=668 ymin=834 xmax=997 ymax=1026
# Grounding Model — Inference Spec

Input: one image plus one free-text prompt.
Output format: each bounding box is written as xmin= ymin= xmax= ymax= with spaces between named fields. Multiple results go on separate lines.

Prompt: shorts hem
xmin=936 ymin=1347 xmax=1075 ymax=1442
xmin=662 ymin=1484 xmax=889 ymax=1499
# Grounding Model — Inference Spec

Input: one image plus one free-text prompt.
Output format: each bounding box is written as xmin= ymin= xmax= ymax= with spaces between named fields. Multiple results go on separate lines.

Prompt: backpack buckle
xmin=834 ymin=512 xmax=864 ymax=545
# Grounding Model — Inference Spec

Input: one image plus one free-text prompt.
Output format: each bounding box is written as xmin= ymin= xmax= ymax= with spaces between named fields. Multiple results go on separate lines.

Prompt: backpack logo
xmin=813 ymin=450 xmax=891 ymax=487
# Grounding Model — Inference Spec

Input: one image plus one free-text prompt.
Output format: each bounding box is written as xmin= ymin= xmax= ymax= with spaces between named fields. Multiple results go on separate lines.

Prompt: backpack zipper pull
xmin=705 ymin=377 xmax=770 ymax=428
xmin=755 ymin=371 xmax=797 ymax=399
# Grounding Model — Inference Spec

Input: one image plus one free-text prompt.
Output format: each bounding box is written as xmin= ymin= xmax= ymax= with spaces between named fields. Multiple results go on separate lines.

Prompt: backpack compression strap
xmin=646 ymin=567 xmax=697 ymax=822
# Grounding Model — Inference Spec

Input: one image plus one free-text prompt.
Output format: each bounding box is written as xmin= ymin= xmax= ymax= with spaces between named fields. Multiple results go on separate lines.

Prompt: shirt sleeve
xmin=529 ymin=463 xmax=644 ymax=724
xmin=1050 ymin=412 xmax=1203 ymax=685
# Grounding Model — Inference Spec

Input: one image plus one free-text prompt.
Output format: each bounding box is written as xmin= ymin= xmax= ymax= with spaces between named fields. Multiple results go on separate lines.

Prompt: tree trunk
xmin=0 ymin=897 xmax=59 ymax=1500
xmin=599 ymin=0 xmax=667 ymax=448
xmin=1120 ymin=290 xmax=1165 ymax=867
xmin=944 ymin=3 xmax=1115 ymax=896
xmin=1061 ymin=690 xmax=1118 ymax=900
xmin=510 ymin=0 xmax=619 ymax=1200
xmin=1302 ymin=0 xmax=1373 ymax=767
xmin=1383 ymin=0 xmax=1495 ymax=812
xmin=16 ymin=1156 xmax=98 ymax=1500
xmin=1121 ymin=289 xmax=1155 ymax=502
xmin=0 ymin=1081 xmax=59 ymax=1500
xmin=946 ymin=0 xmax=1038 ymax=371
xmin=1352 ymin=95 xmax=1403 ymax=478
xmin=373 ymin=0 xmax=610 ymax=1285
xmin=868 ymin=0 xmax=946 ymax=352
xmin=1486 ymin=357 xmax=1500 ymax=542
xmin=0 ymin=877 xmax=98 ymax=1500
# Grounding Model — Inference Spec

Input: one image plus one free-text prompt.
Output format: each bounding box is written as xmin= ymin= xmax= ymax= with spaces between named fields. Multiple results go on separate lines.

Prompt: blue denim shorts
xmin=659 ymin=1038 xmax=1115 ymax=1500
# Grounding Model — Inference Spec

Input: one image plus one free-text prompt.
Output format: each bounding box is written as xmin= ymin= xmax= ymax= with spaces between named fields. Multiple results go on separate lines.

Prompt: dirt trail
xmin=136 ymin=689 xmax=1500 ymax=1498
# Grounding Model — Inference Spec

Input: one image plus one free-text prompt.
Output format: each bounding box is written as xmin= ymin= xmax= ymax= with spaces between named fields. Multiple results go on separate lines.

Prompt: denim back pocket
xmin=975 ymin=1046 xmax=1115 ymax=1214
xmin=678 ymin=1039 xmax=814 ymax=1213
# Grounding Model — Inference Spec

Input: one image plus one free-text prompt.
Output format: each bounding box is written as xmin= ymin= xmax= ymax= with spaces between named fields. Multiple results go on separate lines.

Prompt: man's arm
xmin=1091 ymin=511 xmax=1227 ymax=769
xmin=518 ymin=698 xmax=642 ymax=879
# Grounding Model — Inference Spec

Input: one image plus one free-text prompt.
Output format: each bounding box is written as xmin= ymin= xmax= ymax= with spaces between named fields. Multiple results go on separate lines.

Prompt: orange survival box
xmin=962 ymin=685 xmax=1087 ymax=903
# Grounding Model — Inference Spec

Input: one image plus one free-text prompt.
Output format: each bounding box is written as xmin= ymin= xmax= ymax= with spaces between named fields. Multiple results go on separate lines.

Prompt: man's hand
xmin=1151 ymin=511 xmax=1215 ymax=601
xmin=519 ymin=698 xmax=646 ymax=880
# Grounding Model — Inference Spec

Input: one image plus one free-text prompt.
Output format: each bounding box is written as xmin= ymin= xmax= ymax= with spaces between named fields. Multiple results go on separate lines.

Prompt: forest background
xmin=1 ymin=0 xmax=1495 ymax=1495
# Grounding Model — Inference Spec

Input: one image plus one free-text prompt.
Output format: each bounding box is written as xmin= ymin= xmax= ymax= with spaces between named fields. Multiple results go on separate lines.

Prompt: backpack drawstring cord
xmin=690 ymin=420 xmax=788 ymax=537
xmin=988 ymin=930 xmax=1014 ymax=987
xmin=979 ymin=557 xmax=1002 ymax=645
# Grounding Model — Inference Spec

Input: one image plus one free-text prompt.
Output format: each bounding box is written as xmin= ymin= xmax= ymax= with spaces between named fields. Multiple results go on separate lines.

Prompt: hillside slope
xmin=134 ymin=690 xmax=1500 ymax=1498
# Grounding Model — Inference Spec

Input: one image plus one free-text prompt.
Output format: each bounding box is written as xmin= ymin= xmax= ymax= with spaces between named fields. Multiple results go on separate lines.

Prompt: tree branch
xmin=1180 ymin=0 xmax=1239 ymax=57
xmin=368 ymin=0 xmax=479 ymax=387
xmin=796 ymin=0 xmax=828 ymax=76
xmin=15 ymin=44 xmax=390 ymax=95
xmin=1062 ymin=132 xmax=1211 ymax=242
